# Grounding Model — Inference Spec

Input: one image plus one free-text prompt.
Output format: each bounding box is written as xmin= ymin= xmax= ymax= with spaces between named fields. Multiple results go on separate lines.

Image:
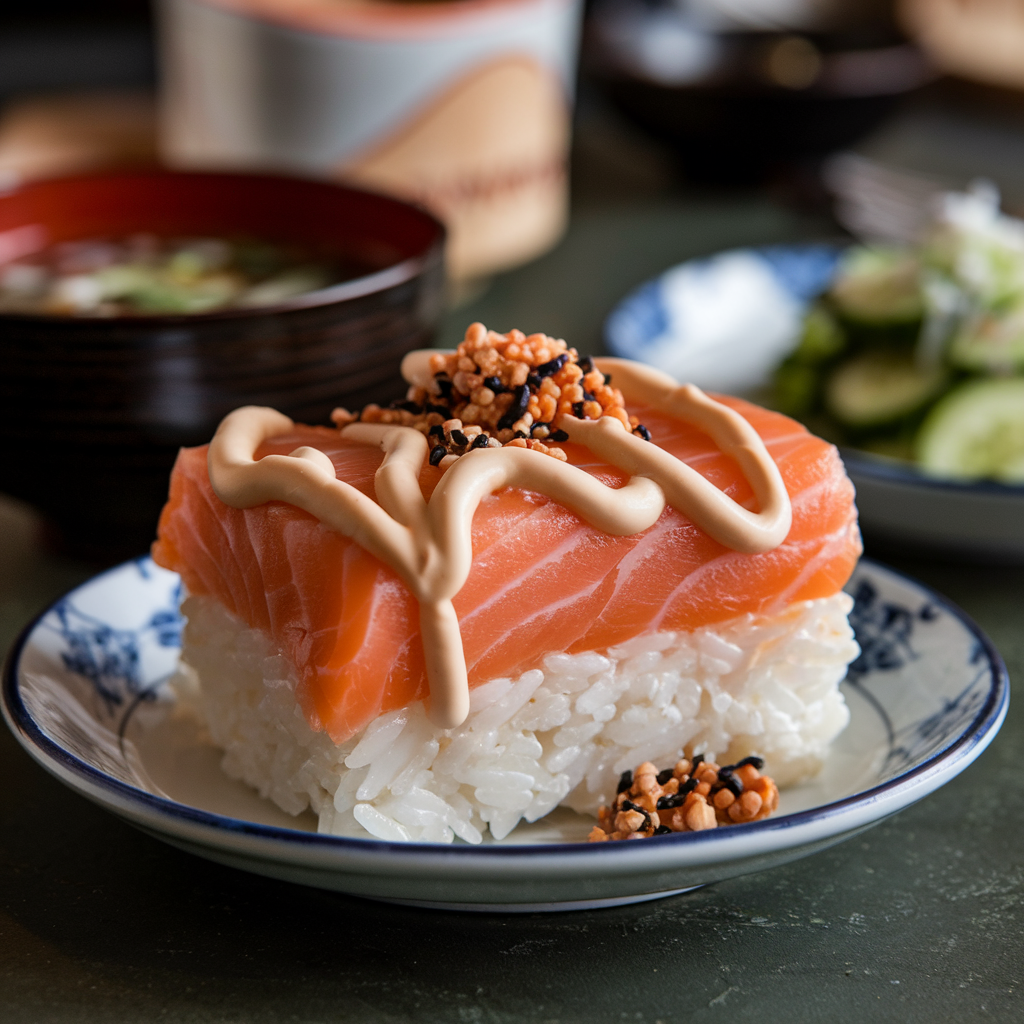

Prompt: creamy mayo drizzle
xmin=207 ymin=354 xmax=792 ymax=729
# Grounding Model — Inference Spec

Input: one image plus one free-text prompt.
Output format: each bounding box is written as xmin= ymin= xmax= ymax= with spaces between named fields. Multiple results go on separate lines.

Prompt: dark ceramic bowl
xmin=586 ymin=2 xmax=935 ymax=184
xmin=0 ymin=169 xmax=445 ymax=559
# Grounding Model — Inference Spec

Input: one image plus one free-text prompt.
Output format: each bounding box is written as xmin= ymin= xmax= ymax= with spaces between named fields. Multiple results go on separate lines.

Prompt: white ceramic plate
xmin=2 ymin=557 xmax=1007 ymax=912
xmin=605 ymin=244 xmax=1024 ymax=559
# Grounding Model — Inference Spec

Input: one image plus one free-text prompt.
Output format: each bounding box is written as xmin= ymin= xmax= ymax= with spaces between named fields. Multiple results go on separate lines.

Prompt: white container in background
xmin=158 ymin=0 xmax=582 ymax=281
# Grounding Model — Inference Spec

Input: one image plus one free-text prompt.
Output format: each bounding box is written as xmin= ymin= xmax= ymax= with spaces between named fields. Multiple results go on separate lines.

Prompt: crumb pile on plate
xmin=588 ymin=755 xmax=779 ymax=841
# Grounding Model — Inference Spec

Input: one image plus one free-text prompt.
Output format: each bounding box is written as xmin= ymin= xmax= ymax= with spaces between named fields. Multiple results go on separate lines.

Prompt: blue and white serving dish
xmin=1 ymin=556 xmax=1007 ymax=911
xmin=607 ymin=245 xmax=842 ymax=395
xmin=606 ymin=244 xmax=1024 ymax=559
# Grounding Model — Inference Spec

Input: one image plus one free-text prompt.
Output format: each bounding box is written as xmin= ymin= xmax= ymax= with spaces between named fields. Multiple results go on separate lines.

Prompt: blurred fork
xmin=822 ymin=151 xmax=953 ymax=244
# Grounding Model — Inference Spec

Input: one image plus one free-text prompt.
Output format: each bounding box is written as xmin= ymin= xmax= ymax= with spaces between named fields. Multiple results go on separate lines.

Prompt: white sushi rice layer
xmin=174 ymin=592 xmax=859 ymax=843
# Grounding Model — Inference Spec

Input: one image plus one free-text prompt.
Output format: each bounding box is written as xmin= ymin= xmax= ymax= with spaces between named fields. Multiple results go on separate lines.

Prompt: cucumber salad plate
xmin=606 ymin=186 xmax=1024 ymax=559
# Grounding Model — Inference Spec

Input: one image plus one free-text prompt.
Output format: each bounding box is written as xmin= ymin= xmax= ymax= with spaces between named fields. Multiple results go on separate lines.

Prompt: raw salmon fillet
xmin=153 ymin=397 xmax=860 ymax=742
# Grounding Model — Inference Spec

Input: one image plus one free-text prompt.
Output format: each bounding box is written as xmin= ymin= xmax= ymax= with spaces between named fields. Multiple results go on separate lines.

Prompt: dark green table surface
xmin=2 ymin=87 xmax=1022 ymax=1023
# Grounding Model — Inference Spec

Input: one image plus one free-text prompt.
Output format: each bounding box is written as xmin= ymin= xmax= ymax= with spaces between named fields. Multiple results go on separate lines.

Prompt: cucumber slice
xmin=830 ymin=247 xmax=923 ymax=325
xmin=916 ymin=378 xmax=1024 ymax=483
xmin=772 ymin=306 xmax=847 ymax=417
xmin=774 ymin=361 xmax=820 ymax=418
xmin=792 ymin=304 xmax=846 ymax=365
xmin=825 ymin=352 xmax=948 ymax=430
xmin=948 ymin=308 xmax=1024 ymax=373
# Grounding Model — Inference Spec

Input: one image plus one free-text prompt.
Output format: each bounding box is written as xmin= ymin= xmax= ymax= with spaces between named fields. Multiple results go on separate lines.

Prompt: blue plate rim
xmin=604 ymin=242 xmax=1024 ymax=499
xmin=1 ymin=557 xmax=1009 ymax=862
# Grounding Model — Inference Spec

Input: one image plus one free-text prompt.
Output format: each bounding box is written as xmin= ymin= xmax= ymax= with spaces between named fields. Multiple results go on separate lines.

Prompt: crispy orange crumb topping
xmin=331 ymin=322 xmax=649 ymax=467
xmin=588 ymin=756 xmax=780 ymax=841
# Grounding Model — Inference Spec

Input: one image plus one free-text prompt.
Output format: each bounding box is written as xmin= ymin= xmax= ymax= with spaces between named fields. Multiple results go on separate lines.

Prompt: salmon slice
xmin=153 ymin=396 xmax=860 ymax=742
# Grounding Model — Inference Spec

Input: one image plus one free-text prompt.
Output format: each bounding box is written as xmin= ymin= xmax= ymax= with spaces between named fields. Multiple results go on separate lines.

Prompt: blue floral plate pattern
xmin=2 ymin=557 xmax=1008 ymax=912
xmin=606 ymin=244 xmax=1024 ymax=559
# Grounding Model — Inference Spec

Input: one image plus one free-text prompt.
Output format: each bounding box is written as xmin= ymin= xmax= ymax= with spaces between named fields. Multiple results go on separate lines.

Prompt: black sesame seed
xmin=716 ymin=768 xmax=744 ymax=797
xmin=514 ymin=430 xmax=528 ymax=439
xmin=654 ymin=825 xmax=673 ymax=836
xmin=656 ymin=793 xmax=686 ymax=810
xmin=428 ymin=424 xmax=445 ymax=439
xmin=483 ymin=376 xmax=507 ymax=394
xmin=535 ymin=353 xmax=568 ymax=377
xmin=497 ymin=384 xmax=530 ymax=430
xmin=733 ymin=756 xmax=765 ymax=771
xmin=579 ymin=355 xmax=594 ymax=374
xmin=429 ymin=445 xmax=447 ymax=467
xmin=572 ymin=401 xmax=585 ymax=418
xmin=617 ymin=770 xmax=633 ymax=794
xmin=621 ymin=800 xmax=652 ymax=831
xmin=634 ymin=424 xmax=652 ymax=442
xmin=426 ymin=403 xmax=450 ymax=417
xmin=471 ymin=434 xmax=490 ymax=449
xmin=550 ymin=429 xmax=569 ymax=442
xmin=435 ymin=378 xmax=453 ymax=400
xmin=656 ymin=768 xmax=674 ymax=785
xmin=690 ymin=754 xmax=705 ymax=772
xmin=603 ymin=374 xmax=612 ymax=385
xmin=527 ymin=373 xmax=542 ymax=389
xmin=582 ymin=389 xmax=595 ymax=403
xmin=450 ymin=429 xmax=469 ymax=447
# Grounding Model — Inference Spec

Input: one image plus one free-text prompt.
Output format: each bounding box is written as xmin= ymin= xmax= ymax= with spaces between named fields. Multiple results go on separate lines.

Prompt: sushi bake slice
xmin=153 ymin=323 xmax=861 ymax=843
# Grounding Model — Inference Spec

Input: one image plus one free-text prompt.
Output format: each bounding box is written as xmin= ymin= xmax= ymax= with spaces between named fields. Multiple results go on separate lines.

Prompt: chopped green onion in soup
xmin=0 ymin=235 xmax=348 ymax=316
